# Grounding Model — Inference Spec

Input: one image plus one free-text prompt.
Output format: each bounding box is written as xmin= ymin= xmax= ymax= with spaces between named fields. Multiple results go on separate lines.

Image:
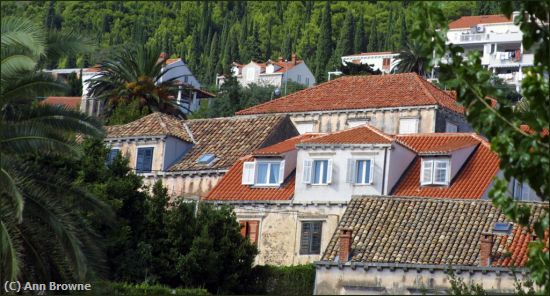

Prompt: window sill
xmin=251 ymin=184 xmax=281 ymax=188
xmin=353 ymin=183 xmax=374 ymax=186
xmin=309 ymin=183 xmax=330 ymax=186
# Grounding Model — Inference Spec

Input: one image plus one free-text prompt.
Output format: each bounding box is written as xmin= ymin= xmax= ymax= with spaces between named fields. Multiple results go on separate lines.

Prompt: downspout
xmin=381 ymin=147 xmax=388 ymax=195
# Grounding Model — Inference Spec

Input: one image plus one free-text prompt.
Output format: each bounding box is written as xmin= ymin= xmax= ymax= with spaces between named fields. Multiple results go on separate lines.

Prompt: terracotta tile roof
xmin=392 ymin=134 xmax=500 ymax=199
xmin=105 ymin=112 xmax=193 ymax=142
xmin=449 ymin=15 xmax=511 ymax=29
xmin=168 ymin=115 xmax=294 ymax=171
xmin=321 ymin=196 xmax=546 ymax=267
xmin=395 ymin=133 xmax=480 ymax=154
xmin=301 ymin=125 xmax=393 ymax=145
xmin=236 ymin=73 xmax=464 ymax=115
xmin=204 ymin=157 xmax=295 ymax=201
xmin=520 ymin=124 xmax=549 ymax=137
xmin=40 ymin=96 xmax=81 ymax=109
xmin=254 ymin=133 xmax=323 ymax=156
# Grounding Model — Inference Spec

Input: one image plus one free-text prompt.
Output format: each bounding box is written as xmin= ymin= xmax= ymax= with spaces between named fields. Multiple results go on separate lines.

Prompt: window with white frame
xmin=355 ymin=159 xmax=373 ymax=184
xmin=421 ymin=158 xmax=450 ymax=185
xmin=305 ymin=77 xmax=310 ymax=85
xmin=242 ymin=160 xmax=285 ymax=186
xmin=445 ymin=121 xmax=458 ymax=132
xmin=303 ymin=159 xmax=332 ymax=185
xmin=399 ymin=118 xmax=419 ymax=134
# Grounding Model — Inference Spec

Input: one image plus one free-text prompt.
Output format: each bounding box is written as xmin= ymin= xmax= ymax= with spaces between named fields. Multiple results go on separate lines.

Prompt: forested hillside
xmin=1 ymin=1 xmax=504 ymax=86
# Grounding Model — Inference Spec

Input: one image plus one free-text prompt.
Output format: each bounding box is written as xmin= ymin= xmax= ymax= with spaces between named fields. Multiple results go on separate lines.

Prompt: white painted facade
xmin=217 ymin=58 xmax=316 ymax=88
xmin=340 ymin=52 xmax=400 ymax=74
xmin=441 ymin=12 xmax=533 ymax=90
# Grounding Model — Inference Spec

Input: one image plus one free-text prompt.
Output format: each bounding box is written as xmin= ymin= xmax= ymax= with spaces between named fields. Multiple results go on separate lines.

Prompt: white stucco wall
xmin=161 ymin=60 xmax=201 ymax=88
xmin=314 ymin=265 xmax=530 ymax=295
xmin=294 ymin=146 xmax=390 ymax=202
xmin=286 ymin=62 xmax=316 ymax=86
xmin=449 ymin=145 xmax=477 ymax=179
xmin=341 ymin=53 xmax=399 ymax=74
xmin=385 ymin=143 xmax=416 ymax=194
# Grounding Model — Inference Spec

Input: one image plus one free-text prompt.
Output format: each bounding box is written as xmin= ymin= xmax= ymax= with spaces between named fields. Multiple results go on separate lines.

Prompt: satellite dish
xmin=274 ymin=88 xmax=281 ymax=97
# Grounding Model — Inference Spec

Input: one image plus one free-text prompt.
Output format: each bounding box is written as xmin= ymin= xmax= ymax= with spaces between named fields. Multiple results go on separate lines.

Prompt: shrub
xmin=242 ymin=264 xmax=316 ymax=295
xmin=87 ymin=281 xmax=209 ymax=296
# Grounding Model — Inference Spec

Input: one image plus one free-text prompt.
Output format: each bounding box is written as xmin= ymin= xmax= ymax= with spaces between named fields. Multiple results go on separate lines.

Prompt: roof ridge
xmin=412 ymin=73 xmax=439 ymax=105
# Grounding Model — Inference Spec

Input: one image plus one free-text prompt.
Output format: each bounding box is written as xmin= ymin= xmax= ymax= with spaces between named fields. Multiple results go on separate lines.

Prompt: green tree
xmin=335 ymin=10 xmax=355 ymax=58
xmin=339 ymin=61 xmax=382 ymax=76
xmin=1 ymin=17 xmax=105 ymax=283
xmin=87 ymin=45 xmax=186 ymax=123
xmin=367 ymin=17 xmax=378 ymax=52
xmin=399 ymin=13 xmax=408 ymax=50
xmin=411 ymin=1 xmax=549 ymax=293
xmin=393 ymin=41 xmax=429 ymax=76
xmin=353 ymin=16 xmax=366 ymax=53
xmin=314 ymin=1 xmax=334 ymax=82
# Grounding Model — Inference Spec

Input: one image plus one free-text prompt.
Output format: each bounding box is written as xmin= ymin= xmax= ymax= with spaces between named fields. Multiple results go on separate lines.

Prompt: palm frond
xmin=0 ymin=123 xmax=79 ymax=156
xmin=43 ymin=30 xmax=95 ymax=65
xmin=1 ymin=55 xmax=37 ymax=79
xmin=1 ymin=17 xmax=45 ymax=59
xmin=1 ymin=71 xmax=67 ymax=104
xmin=0 ymin=168 xmax=24 ymax=221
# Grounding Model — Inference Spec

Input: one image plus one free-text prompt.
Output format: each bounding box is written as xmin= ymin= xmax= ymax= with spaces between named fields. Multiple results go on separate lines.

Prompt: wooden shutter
xmin=242 ymin=161 xmax=255 ymax=185
xmin=239 ymin=221 xmax=247 ymax=237
xmin=143 ymin=148 xmax=153 ymax=171
xmin=248 ymin=221 xmax=259 ymax=244
xmin=346 ymin=159 xmax=355 ymax=183
xmin=326 ymin=159 xmax=333 ymax=184
xmin=278 ymin=160 xmax=286 ymax=184
xmin=368 ymin=159 xmax=374 ymax=184
xmin=300 ymin=222 xmax=312 ymax=254
xmin=303 ymin=159 xmax=312 ymax=184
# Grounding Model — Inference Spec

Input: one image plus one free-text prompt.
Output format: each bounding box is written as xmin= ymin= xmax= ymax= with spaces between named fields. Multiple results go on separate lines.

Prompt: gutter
xmin=313 ymin=261 xmax=529 ymax=275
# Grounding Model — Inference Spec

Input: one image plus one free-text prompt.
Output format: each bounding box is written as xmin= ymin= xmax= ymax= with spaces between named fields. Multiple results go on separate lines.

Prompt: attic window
xmin=493 ymin=222 xmax=512 ymax=235
xmin=197 ymin=153 xmax=216 ymax=165
xmin=421 ymin=158 xmax=450 ymax=186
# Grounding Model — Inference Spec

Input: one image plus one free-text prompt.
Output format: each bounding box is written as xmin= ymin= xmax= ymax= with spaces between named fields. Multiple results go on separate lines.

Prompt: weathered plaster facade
xmin=314 ymin=264 xmax=529 ymax=295
xmin=144 ymin=172 xmax=224 ymax=200
xmin=285 ymin=106 xmax=471 ymax=134
xmin=217 ymin=201 xmax=348 ymax=265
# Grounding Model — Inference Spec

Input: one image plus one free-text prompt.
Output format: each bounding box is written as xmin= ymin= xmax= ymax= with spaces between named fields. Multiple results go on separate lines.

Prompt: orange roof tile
xmin=205 ymin=157 xmax=295 ymax=201
xmin=236 ymin=73 xmax=464 ymax=115
xmin=449 ymin=15 xmax=511 ymax=29
xmin=40 ymin=96 xmax=81 ymax=109
xmin=396 ymin=133 xmax=480 ymax=154
xmin=301 ymin=125 xmax=393 ymax=145
xmin=254 ymin=134 xmax=323 ymax=155
xmin=392 ymin=135 xmax=500 ymax=199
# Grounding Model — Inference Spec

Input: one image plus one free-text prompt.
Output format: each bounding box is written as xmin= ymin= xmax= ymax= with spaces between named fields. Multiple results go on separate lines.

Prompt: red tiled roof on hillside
xmin=236 ymin=73 xmax=464 ymax=115
xmin=254 ymin=134 xmax=323 ymax=155
xmin=301 ymin=125 xmax=393 ymax=145
xmin=205 ymin=157 xmax=295 ymax=201
xmin=392 ymin=134 xmax=500 ymax=199
xmin=449 ymin=15 xmax=511 ymax=29
xmin=40 ymin=96 xmax=81 ymax=109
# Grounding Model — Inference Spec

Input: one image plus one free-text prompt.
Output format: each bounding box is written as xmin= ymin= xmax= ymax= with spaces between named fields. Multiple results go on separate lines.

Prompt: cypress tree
xmin=367 ymin=18 xmax=378 ymax=52
xmin=281 ymin=29 xmax=292 ymax=60
xmin=399 ymin=13 xmax=408 ymax=51
xmin=354 ymin=16 xmax=366 ymax=53
xmin=314 ymin=1 xmax=334 ymax=82
xmin=265 ymin=16 xmax=273 ymax=60
xmin=385 ymin=8 xmax=394 ymax=51
xmin=206 ymin=32 xmax=219 ymax=84
xmin=336 ymin=10 xmax=355 ymax=57
xmin=45 ymin=0 xmax=56 ymax=30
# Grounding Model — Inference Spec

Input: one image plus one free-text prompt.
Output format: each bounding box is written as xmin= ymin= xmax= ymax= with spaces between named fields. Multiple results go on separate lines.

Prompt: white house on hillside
xmin=439 ymin=12 xmax=534 ymax=90
xmin=217 ymin=53 xmax=315 ymax=88
xmin=80 ymin=55 xmax=211 ymax=116
xmin=340 ymin=51 xmax=399 ymax=74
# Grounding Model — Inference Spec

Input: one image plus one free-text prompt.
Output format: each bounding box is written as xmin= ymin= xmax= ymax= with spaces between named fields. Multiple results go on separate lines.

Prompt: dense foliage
xmin=0 ymin=1 xmax=506 ymax=85
xmin=86 ymin=282 xmax=209 ymax=296
xmin=245 ymin=264 xmax=316 ymax=295
xmin=1 ymin=16 xmax=105 ymax=283
xmin=410 ymin=1 xmax=549 ymax=293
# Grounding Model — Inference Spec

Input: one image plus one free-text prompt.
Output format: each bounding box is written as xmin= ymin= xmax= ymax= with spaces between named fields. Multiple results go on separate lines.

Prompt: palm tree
xmin=1 ymin=17 xmax=109 ymax=283
xmin=393 ymin=41 xmax=429 ymax=77
xmin=87 ymin=45 xmax=190 ymax=122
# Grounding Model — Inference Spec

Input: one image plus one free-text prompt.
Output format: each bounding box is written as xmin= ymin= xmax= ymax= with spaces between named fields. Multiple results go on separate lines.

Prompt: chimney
xmin=291 ymin=53 xmax=297 ymax=65
xmin=339 ymin=228 xmax=353 ymax=262
xmin=278 ymin=56 xmax=284 ymax=63
xmin=479 ymin=232 xmax=494 ymax=267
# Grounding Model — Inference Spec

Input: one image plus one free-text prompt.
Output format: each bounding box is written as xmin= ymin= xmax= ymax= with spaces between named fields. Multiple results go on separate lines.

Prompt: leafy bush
xmin=86 ymin=281 xmax=209 ymax=296
xmin=242 ymin=264 xmax=316 ymax=295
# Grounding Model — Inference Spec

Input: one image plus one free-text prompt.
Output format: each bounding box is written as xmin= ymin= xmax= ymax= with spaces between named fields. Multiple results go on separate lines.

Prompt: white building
xmin=340 ymin=51 xmax=399 ymax=74
xmin=217 ymin=54 xmax=316 ymax=88
xmin=80 ymin=55 xmax=211 ymax=116
xmin=441 ymin=13 xmax=534 ymax=90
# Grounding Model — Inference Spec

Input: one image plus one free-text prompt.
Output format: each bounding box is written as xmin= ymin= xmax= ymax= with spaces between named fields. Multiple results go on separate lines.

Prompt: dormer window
xmin=421 ymin=158 xmax=450 ymax=185
xmin=242 ymin=160 xmax=285 ymax=186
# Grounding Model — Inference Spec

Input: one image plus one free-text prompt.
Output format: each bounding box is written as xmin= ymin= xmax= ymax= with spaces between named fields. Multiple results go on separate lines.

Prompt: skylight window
xmin=493 ymin=222 xmax=512 ymax=235
xmin=197 ymin=153 xmax=216 ymax=165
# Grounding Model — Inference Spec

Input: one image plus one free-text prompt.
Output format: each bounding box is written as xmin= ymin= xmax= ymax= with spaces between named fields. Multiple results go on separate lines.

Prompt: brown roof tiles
xmin=105 ymin=112 xmax=193 ymax=142
xmin=322 ymin=196 xmax=546 ymax=267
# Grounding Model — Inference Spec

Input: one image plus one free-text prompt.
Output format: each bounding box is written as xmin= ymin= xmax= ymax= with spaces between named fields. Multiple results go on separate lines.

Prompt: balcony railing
xmin=459 ymin=33 xmax=485 ymax=42
xmin=487 ymin=52 xmax=534 ymax=67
